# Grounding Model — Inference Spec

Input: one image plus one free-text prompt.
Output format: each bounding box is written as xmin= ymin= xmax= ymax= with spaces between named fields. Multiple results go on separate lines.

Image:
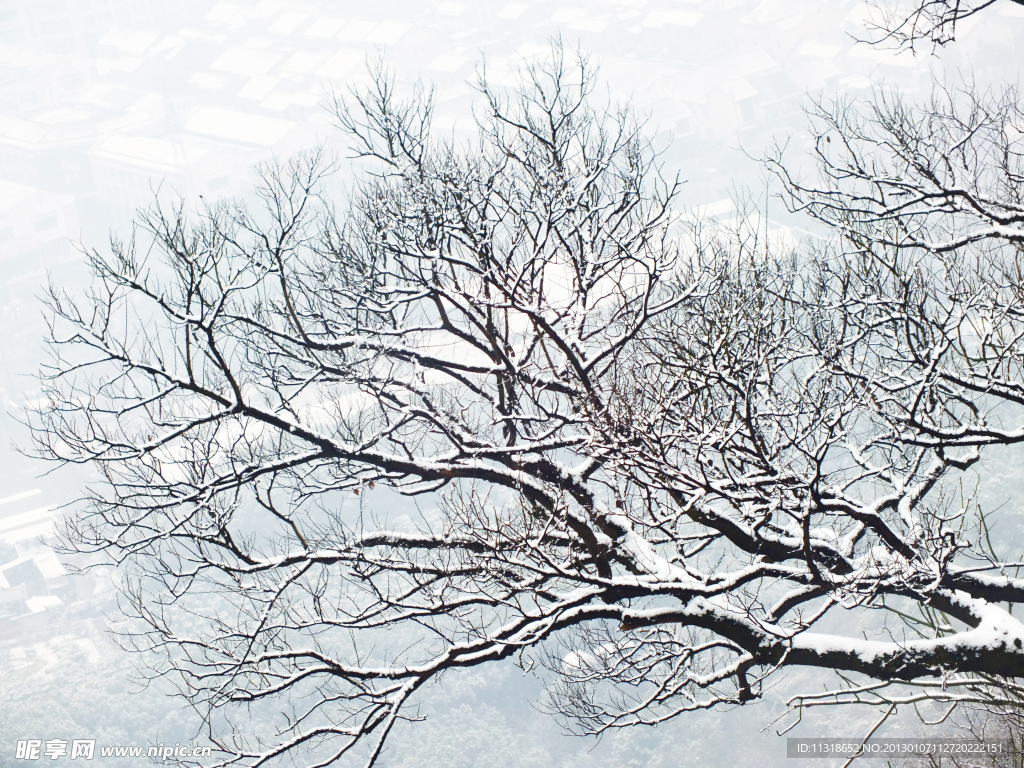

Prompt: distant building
xmin=0 ymin=558 xmax=47 ymax=598
xmin=0 ymin=178 xmax=78 ymax=277
xmin=0 ymin=108 xmax=98 ymax=194
xmin=0 ymin=502 xmax=70 ymax=626
xmin=90 ymin=132 xmax=240 ymax=213
xmin=0 ymin=0 xmax=164 ymax=54
xmin=0 ymin=46 xmax=91 ymax=119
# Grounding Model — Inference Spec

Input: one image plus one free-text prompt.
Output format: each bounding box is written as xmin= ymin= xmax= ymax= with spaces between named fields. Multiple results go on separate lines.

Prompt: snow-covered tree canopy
xmin=29 ymin=47 xmax=1024 ymax=766
xmin=861 ymin=0 xmax=1024 ymax=50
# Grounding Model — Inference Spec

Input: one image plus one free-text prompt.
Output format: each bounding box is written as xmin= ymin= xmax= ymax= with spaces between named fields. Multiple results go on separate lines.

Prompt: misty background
xmin=1 ymin=0 xmax=1024 ymax=765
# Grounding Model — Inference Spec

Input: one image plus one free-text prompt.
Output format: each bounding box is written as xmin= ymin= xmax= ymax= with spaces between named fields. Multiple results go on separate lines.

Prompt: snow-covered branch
xmin=28 ymin=46 xmax=1024 ymax=767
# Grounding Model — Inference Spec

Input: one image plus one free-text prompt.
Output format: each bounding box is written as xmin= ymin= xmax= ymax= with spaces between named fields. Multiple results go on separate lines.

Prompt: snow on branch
xmin=28 ymin=44 xmax=1024 ymax=766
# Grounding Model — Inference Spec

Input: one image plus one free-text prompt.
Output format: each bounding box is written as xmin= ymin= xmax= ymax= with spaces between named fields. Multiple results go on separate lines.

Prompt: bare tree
xmin=30 ymin=46 xmax=1024 ymax=766
xmin=858 ymin=0 xmax=1024 ymax=51
xmin=764 ymin=77 xmax=1024 ymax=734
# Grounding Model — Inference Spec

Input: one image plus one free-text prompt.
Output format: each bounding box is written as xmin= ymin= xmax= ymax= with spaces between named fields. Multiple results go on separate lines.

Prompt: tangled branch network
xmin=30 ymin=44 xmax=1024 ymax=766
